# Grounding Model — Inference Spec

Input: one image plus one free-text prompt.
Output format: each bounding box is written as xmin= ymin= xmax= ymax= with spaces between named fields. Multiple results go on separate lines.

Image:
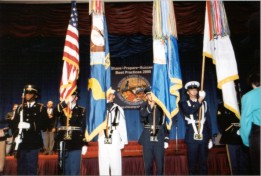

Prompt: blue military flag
xmin=152 ymin=0 xmax=182 ymax=129
xmin=85 ymin=0 xmax=111 ymax=141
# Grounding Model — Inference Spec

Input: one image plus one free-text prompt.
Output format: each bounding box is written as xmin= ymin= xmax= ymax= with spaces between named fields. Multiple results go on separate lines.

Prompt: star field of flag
xmin=69 ymin=1 xmax=78 ymax=28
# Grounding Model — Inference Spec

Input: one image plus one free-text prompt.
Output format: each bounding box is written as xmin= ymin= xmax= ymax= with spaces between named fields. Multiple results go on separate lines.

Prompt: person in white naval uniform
xmin=98 ymin=89 xmax=128 ymax=175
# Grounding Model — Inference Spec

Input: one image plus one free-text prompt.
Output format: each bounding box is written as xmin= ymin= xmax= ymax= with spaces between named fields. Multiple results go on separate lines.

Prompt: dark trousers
xmin=187 ymin=143 xmax=208 ymax=175
xmin=249 ymin=123 xmax=260 ymax=175
xmin=17 ymin=149 xmax=39 ymax=175
xmin=142 ymin=143 xmax=165 ymax=175
xmin=227 ymin=144 xmax=250 ymax=175
xmin=64 ymin=149 xmax=82 ymax=175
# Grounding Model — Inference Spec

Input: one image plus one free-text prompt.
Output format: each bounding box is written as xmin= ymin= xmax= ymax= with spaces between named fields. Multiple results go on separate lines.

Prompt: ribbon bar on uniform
xmin=144 ymin=125 xmax=162 ymax=130
xmin=58 ymin=126 xmax=81 ymax=131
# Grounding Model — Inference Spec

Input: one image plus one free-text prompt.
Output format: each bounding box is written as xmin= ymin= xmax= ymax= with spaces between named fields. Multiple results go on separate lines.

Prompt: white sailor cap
xmin=185 ymin=81 xmax=200 ymax=90
xmin=106 ymin=88 xmax=116 ymax=97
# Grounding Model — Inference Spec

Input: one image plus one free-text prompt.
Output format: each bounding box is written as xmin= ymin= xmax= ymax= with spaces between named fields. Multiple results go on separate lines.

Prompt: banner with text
xmin=111 ymin=66 xmax=152 ymax=109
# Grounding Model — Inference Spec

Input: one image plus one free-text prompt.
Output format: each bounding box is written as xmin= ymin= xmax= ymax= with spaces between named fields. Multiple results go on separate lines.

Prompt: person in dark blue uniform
xmin=138 ymin=86 xmax=169 ymax=175
xmin=13 ymin=84 xmax=49 ymax=175
xmin=179 ymin=81 xmax=213 ymax=175
xmin=53 ymin=90 xmax=87 ymax=175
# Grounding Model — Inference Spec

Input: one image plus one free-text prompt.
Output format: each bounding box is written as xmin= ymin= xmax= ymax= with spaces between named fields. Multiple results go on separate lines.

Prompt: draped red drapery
xmin=0 ymin=2 xmax=259 ymax=37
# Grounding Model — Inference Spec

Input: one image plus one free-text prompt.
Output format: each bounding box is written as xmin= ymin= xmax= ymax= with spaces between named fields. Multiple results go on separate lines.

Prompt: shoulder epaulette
xmin=78 ymin=106 xmax=85 ymax=110
xmin=37 ymin=103 xmax=44 ymax=112
xmin=78 ymin=106 xmax=85 ymax=115
xmin=78 ymin=106 xmax=86 ymax=114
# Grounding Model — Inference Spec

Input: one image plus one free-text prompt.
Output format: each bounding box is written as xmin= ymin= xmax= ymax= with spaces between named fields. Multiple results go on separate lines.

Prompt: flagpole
xmin=198 ymin=55 xmax=206 ymax=132
xmin=200 ymin=56 xmax=206 ymax=90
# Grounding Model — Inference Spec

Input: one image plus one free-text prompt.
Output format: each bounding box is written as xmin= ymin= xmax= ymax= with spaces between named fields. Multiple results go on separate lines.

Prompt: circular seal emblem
xmin=116 ymin=75 xmax=150 ymax=106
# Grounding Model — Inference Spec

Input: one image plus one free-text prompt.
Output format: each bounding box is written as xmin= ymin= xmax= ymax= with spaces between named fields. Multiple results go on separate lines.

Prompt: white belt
xmin=184 ymin=104 xmax=206 ymax=136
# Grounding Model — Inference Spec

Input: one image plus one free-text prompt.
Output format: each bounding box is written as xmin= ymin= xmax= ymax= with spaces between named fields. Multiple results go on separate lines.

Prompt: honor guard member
xmin=180 ymin=81 xmax=213 ymax=175
xmin=53 ymin=90 xmax=87 ymax=175
xmin=217 ymin=101 xmax=250 ymax=175
xmin=138 ymin=86 xmax=169 ymax=175
xmin=13 ymin=84 xmax=49 ymax=175
xmin=98 ymin=88 xmax=128 ymax=175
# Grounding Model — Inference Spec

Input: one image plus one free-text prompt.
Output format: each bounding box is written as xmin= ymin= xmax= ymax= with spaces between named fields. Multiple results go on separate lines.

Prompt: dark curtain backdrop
xmin=0 ymin=1 xmax=259 ymax=140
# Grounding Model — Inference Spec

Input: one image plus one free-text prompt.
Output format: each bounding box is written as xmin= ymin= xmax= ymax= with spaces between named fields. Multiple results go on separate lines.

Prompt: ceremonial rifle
xmin=150 ymin=104 xmax=158 ymax=142
xmin=14 ymin=88 xmax=25 ymax=156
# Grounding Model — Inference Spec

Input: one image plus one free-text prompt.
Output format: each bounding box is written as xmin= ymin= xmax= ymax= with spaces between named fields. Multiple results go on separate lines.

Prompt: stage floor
xmin=4 ymin=140 xmax=230 ymax=175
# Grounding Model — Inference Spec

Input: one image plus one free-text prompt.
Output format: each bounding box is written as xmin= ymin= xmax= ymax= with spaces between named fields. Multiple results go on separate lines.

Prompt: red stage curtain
xmin=0 ymin=2 xmax=259 ymax=37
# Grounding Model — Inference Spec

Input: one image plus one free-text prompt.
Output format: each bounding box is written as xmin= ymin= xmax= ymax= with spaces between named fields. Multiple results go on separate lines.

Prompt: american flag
xmin=59 ymin=1 xmax=79 ymax=105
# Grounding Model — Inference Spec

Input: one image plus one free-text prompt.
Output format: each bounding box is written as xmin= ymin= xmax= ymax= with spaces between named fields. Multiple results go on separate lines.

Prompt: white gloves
xmin=208 ymin=140 xmax=213 ymax=149
xmin=237 ymin=130 xmax=240 ymax=135
xmin=199 ymin=90 xmax=206 ymax=99
xmin=119 ymin=142 xmax=125 ymax=150
xmin=65 ymin=96 xmax=74 ymax=104
xmin=81 ymin=145 xmax=88 ymax=155
xmin=164 ymin=142 xmax=169 ymax=149
xmin=15 ymin=136 xmax=22 ymax=145
xmin=18 ymin=122 xmax=30 ymax=129
xmin=64 ymin=99 xmax=69 ymax=105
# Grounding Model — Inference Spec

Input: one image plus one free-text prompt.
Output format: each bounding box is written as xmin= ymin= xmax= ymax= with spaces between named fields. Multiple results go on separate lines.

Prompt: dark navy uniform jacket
xmin=180 ymin=100 xmax=211 ymax=144
xmin=53 ymin=101 xmax=86 ymax=151
xmin=138 ymin=101 xmax=169 ymax=145
xmin=217 ymin=104 xmax=242 ymax=145
xmin=13 ymin=103 xmax=49 ymax=150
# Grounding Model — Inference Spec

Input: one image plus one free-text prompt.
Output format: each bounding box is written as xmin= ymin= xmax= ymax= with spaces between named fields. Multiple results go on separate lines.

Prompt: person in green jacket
xmin=240 ymin=70 xmax=260 ymax=175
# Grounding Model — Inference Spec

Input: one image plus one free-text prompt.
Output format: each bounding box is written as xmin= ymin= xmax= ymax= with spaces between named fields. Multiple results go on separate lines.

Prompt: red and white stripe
xmin=60 ymin=23 xmax=79 ymax=101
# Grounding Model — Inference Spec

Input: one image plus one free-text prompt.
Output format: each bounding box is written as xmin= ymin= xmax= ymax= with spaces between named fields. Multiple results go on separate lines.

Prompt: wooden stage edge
xmin=4 ymin=140 xmax=231 ymax=175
